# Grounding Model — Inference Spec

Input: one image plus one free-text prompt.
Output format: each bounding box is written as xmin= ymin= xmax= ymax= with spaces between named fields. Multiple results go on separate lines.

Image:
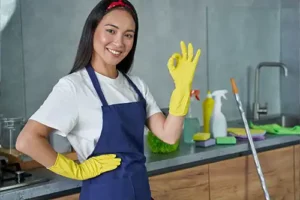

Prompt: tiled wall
xmin=1 ymin=0 xmax=297 ymax=124
xmin=0 ymin=1 xmax=25 ymax=118
xmin=280 ymin=0 xmax=300 ymax=115
xmin=207 ymin=4 xmax=281 ymax=120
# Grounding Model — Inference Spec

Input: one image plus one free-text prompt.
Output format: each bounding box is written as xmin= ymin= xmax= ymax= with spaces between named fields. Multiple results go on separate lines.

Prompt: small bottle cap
xmin=207 ymin=90 xmax=212 ymax=98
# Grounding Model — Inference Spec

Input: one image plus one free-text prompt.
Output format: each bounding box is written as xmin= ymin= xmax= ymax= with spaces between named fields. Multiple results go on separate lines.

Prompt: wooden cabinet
xmin=52 ymin=194 xmax=79 ymax=200
xmin=247 ymin=146 xmax=294 ymax=199
xmin=149 ymin=165 xmax=209 ymax=200
xmin=295 ymin=145 xmax=300 ymax=200
xmin=52 ymin=165 xmax=210 ymax=200
xmin=209 ymin=155 xmax=248 ymax=199
xmin=210 ymin=146 xmax=295 ymax=200
xmin=52 ymin=145 xmax=300 ymax=200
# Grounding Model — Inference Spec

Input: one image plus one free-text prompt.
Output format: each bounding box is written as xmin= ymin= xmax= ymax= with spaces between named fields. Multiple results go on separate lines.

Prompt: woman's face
xmin=93 ymin=9 xmax=136 ymax=66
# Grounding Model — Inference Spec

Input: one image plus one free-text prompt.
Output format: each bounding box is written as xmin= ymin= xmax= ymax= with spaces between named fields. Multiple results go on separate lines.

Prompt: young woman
xmin=16 ymin=0 xmax=201 ymax=199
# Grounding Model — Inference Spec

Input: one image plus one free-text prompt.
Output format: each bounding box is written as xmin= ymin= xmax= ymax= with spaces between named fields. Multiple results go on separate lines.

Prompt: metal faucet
xmin=253 ymin=62 xmax=288 ymax=120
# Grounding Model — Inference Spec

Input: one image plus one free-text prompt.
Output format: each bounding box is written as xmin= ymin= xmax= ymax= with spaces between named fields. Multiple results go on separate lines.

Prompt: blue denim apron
xmin=79 ymin=65 xmax=152 ymax=200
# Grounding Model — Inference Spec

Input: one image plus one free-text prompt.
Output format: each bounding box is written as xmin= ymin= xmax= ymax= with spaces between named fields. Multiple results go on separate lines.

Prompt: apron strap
xmin=122 ymin=72 xmax=145 ymax=101
xmin=86 ymin=65 xmax=108 ymax=106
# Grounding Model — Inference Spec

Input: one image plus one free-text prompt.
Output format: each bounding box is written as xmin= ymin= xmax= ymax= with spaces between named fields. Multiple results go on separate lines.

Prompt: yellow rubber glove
xmin=48 ymin=153 xmax=121 ymax=180
xmin=167 ymin=41 xmax=201 ymax=116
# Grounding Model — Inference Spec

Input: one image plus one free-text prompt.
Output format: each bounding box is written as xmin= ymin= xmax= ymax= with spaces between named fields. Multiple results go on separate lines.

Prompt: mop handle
xmin=230 ymin=78 xmax=270 ymax=200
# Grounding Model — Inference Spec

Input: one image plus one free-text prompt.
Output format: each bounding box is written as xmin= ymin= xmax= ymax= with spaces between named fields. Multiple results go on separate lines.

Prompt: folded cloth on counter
xmin=250 ymin=122 xmax=300 ymax=135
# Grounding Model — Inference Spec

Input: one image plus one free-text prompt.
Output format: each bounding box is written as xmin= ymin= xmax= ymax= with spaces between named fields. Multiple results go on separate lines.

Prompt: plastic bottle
xmin=202 ymin=91 xmax=214 ymax=133
xmin=210 ymin=90 xmax=228 ymax=138
xmin=183 ymin=90 xmax=200 ymax=143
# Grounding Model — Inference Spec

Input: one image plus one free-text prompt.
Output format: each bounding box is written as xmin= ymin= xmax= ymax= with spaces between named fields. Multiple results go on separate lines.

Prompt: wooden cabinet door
xmin=209 ymin=146 xmax=295 ymax=200
xmin=149 ymin=165 xmax=209 ymax=200
xmin=52 ymin=193 xmax=79 ymax=200
xmin=209 ymin=155 xmax=248 ymax=199
xmin=53 ymin=165 xmax=209 ymax=200
xmin=246 ymin=146 xmax=294 ymax=200
xmin=294 ymin=145 xmax=300 ymax=200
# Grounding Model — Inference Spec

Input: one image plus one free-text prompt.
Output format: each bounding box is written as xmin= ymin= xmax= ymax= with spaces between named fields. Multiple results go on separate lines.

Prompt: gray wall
xmin=280 ymin=0 xmax=300 ymax=115
xmin=0 ymin=1 xmax=25 ymax=118
xmin=0 ymin=0 xmax=297 ymax=124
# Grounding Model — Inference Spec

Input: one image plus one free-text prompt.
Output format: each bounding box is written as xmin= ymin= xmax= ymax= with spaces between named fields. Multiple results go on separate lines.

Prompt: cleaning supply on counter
xmin=195 ymin=138 xmax=216 ymax=147
xmin=193 ymin=132 xmax=216 ymax=147
xmin=210 ymin=90 xmax=228 ymax=138
xmin=216 ymin=136 xmax=236 ymax=144
xmin=183 ymin=90 xmax=201 ymax=143
xmin=227 ymin=128 xmax=266 ymax=141
xmin=230 ymin=78 xmax=270 ymax=200
xmin=227 ymin=128 xmax=266 ymax=136
xmin=193 ymin=132 xmax=210 ymax=141
xmin=147 ymin=131 xmax=179 ymax=154
xmin=227 ymin=127 xmax=266 ymax=141
xmin=202 ymin=91 xmax=214 ymax=133
xmin=233 ymin=135 xmax=265 ymax=141
xmin=183 ymin=118 xmax=201 ymax=143
xmin=250 ymin=122 xmax=300 ymax=135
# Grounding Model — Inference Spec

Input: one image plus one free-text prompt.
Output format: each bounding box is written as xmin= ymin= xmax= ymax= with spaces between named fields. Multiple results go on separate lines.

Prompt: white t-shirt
xmin=30 ymin=68 xmax=162 ymax=162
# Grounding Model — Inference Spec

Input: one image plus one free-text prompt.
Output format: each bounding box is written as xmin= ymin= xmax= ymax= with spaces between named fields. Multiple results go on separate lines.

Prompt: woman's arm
xmin=16 ymin=120 xmax=121 ymax=180
xmin=16 ymin=78 xmax=77 ymax=167
xmin=146 ymin=113 xmax=184 ymax=144
xmin=146 ymin=41 xmax=201 ymax=144
xmin=16 ymin=120 xmax=57 ymax=167
xmin=16 ymin=78 xmax=121 ymax=180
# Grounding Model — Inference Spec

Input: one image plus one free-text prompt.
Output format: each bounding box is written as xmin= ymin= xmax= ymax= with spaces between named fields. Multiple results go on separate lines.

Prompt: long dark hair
xmin=69 ymin=0 xmax=139 ymax=74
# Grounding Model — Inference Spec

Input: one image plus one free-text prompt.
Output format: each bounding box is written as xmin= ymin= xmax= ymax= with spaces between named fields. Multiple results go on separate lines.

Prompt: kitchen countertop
xmin=2 ymin=133 xmax=300 ymax=200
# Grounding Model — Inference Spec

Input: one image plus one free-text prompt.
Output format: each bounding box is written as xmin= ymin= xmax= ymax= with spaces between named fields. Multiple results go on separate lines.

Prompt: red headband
xmin=107 ymin=0 xmax=132 ymax=11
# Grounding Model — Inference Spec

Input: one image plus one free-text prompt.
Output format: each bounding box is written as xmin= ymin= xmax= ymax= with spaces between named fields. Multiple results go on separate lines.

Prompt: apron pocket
xmin=81 ymin=178 xmax=135 ymax=200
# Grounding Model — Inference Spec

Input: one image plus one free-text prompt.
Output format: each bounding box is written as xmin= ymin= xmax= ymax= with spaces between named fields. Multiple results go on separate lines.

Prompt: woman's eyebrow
xmin=105 ymin=24 xmax=135 ymax=33
xmin=105 ymin=24 xmax=119 ymax=29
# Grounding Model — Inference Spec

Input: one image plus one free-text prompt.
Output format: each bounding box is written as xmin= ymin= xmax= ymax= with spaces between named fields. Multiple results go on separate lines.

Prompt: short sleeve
xmin=29 ymin=77 xmax=78 ymax=137
xmin=134 ymin=77 xmax=162 ymax=118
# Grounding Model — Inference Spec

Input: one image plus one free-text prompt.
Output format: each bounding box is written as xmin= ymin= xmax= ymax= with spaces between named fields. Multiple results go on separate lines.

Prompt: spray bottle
xmin=210 ymin=90 xmax=228 ymax=138
xmin=183 ymin=90 xmax=200 ymax=143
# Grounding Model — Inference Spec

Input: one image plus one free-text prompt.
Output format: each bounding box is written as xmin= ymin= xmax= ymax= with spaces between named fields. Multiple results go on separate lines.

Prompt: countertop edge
xmin=147 ymin=135 xmax=300 ymax=176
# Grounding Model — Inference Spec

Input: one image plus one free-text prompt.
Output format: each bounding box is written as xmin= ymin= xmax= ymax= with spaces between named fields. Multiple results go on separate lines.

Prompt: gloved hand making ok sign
xmin=167 ymin=41 xmax=201 ymax=116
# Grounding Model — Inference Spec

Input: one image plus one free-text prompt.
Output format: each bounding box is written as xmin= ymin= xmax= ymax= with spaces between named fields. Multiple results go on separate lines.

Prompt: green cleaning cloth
xmin=147 ymin=131 xmax=179 ymax=154
xmin=250 ymin=122 xmax=300 ymax=135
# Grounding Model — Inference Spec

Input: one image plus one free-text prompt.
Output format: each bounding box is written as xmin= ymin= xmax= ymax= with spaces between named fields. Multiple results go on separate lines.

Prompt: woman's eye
xmin=106 ymin=29 xmax=115 ymax=34
xmin=125 ymin=34 xmax=133 ymax=39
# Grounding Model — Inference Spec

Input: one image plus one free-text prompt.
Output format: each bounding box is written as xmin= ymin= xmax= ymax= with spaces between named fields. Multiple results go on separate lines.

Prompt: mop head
xmin=147 ymin=131 xmax=179 ymax=153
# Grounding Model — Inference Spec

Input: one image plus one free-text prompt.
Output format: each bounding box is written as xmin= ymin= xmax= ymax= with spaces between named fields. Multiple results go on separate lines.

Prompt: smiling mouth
xmin=107 ymin=48 xmax=122 ymax=56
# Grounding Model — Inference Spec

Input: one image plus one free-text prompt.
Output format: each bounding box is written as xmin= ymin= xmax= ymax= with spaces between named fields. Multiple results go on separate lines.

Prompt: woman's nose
xmin=113 ymin=35 xmax=124 ymax=48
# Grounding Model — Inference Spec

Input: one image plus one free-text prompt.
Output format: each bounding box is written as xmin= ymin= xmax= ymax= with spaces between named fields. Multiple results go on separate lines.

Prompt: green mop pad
xmin=147 ymin=131 xmax=179 ymax=153
xmin=249 ymin=122 xmax=300 ymax=135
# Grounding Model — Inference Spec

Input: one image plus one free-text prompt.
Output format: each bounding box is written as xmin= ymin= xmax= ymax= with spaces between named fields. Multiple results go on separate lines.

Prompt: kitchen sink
xmin=248 ymin=115 xmax=300 ymax=128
